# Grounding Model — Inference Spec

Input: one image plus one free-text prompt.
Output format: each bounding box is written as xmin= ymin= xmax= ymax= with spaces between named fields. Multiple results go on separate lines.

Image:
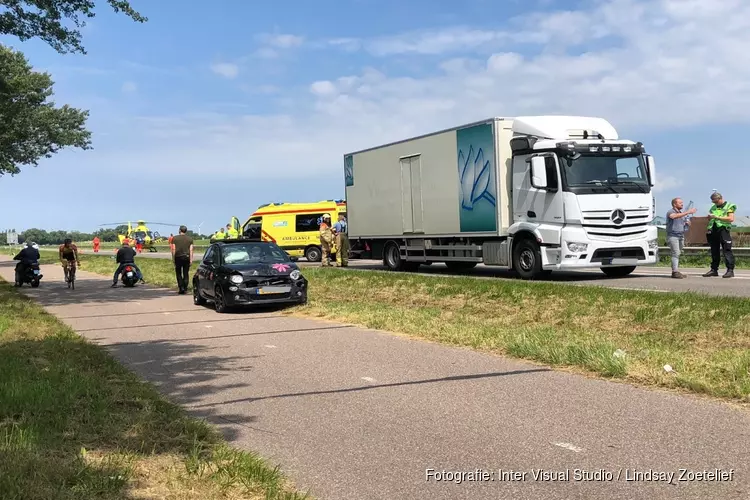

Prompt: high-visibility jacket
xmin=708 ymin=202 xmax=736 ymax=230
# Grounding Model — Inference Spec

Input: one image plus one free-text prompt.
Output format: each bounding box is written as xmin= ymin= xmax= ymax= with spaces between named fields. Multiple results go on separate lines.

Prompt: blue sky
xmin=0 ymin=0 xmax=747 ymax=234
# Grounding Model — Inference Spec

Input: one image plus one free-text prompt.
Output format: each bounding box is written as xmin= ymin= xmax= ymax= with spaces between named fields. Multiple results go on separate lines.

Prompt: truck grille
xmin=581 ymin=209 xmax=650 ymax=241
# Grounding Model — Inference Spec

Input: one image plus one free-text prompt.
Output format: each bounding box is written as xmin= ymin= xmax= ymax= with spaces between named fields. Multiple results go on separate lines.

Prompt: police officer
xmin=703 ymin=191 xmax=736 ymax=278
xmin=319 ymin=213 xmax=333 ymax=266
xmin=333 ymin=213 xmax=349 ymax=267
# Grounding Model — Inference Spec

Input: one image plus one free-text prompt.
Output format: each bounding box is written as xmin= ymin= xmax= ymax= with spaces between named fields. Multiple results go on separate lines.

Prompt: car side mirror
xmin=530 ymin=156 xmax=548 ymax=189
xmin=645 ymin=155 xmax=656 ymax=187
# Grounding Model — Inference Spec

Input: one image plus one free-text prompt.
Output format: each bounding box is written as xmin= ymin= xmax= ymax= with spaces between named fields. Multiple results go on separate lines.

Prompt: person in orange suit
xmin=92 ymin=236 xmax=100 ymax=253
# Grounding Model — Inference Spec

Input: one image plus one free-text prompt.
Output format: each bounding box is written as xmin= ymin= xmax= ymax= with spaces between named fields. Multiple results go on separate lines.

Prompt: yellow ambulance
xmin=241 ymin=200 xmax=347 ymax=261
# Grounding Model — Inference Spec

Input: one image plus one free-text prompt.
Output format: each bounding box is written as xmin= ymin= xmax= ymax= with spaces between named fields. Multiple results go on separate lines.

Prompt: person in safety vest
xmin=702 ymin=191 xmax=736 ymax=278
xmin=319 ymin=213 xmax=333 ymax=266
xmin=226 ymin=223 xmax=239 ymax=239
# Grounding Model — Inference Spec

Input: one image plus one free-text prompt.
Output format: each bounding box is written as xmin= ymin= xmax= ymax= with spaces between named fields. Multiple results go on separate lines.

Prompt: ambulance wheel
xmin=305 ymin=246 xmax=322 ymax=262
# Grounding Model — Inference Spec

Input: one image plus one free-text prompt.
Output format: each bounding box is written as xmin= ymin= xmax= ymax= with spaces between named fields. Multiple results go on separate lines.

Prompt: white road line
xmin=205 ymin=325 xmax=213 ymax=328
xmin=361 ymin=377 xmax=376 ymax=383
xmin=552 ymin=442 xmax=583 ymax=453
xmin=264 ymin=345 xmax=277 ymax=348
xmin=163 ymin=312 xmax=171 ymax=315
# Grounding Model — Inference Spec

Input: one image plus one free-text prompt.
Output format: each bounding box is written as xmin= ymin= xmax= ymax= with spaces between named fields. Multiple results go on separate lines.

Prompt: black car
xmin=193 ymin=239 xmax=308 ymax=313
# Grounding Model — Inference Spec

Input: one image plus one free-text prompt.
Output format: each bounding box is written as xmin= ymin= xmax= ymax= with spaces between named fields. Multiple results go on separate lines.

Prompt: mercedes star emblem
xmin=610 ymin=209 xmax=626 ymax=224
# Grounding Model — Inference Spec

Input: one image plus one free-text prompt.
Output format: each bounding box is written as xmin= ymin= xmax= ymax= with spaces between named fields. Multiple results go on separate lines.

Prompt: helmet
xmin=323 ymin=213 xmax=331 ymax=219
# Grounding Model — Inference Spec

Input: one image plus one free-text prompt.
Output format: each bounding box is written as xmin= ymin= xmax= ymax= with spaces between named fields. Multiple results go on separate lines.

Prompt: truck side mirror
xmin=645 ymin=155 xmax=656 ymax=187
xmin=530 ymin=156 xmax=548 ymax=189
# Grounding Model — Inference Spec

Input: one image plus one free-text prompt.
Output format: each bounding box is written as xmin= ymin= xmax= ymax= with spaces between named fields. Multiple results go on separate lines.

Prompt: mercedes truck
xmin=342 ymin=115 xmax=658 ymax=279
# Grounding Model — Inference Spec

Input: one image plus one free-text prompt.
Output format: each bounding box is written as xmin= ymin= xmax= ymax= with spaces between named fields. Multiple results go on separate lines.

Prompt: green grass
xmin=16 ymin=250 xmax=750 ymax=404
xmin=0 ymin=280 xmax=311 ymax=500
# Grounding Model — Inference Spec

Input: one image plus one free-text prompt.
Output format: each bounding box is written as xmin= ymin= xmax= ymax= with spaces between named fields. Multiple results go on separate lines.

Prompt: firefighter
xmin=333 ymin=213 xmax=349 ymax=267
xmin=319 ymin=213 xmax=333 ymax=266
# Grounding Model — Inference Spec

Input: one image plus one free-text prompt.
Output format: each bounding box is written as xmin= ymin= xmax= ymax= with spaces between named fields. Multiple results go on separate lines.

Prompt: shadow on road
xmin=191 ymin=368 xmax=551 ymax=410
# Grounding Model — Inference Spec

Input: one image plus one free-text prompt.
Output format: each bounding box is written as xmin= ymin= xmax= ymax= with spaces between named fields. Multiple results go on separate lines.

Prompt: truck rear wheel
xmin=384 ymin=242 xmax=402 ymax=271
xmin=513 ymin=238 xmax=542 ymax=280
xmin=601 ymin=266 xmax=636 ymax=278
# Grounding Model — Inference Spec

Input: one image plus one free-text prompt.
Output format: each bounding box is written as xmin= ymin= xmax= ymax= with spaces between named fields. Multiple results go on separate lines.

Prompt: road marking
xmin=205 ymin=325 xmax=213 ymax=328
xmin=361 ymin=377 xmax=376 ymax=383
xmin=163 ymin=312 xmax=171 ymax=315
xmin=264 ymin=344 xmax=277 ymax=348
xmin=552 ymin=442 xmax=583 ymax=453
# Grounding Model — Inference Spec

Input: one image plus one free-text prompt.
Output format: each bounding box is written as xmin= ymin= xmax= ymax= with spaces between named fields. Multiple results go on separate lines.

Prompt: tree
xmin=0 ymin=45 xmax=92 ymax=176
xmin=0 ymin=1 xmax=147 ymax=55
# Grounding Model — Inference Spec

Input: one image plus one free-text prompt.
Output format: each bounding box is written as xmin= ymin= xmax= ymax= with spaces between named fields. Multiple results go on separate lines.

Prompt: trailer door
xmin=400 ymin=155 xmax=424 ymax=233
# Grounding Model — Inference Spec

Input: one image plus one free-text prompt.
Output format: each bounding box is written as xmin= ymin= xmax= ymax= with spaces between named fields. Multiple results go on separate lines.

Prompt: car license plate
xmin=609 ymin=258 xmax=637 ymax=265
xmin=33 ymin=270 xmax=39 ymax=274
xmin=257 ymin=286 xmax=291 ymax=295
xmin=126 ymin=271 xmax=134 ymax=277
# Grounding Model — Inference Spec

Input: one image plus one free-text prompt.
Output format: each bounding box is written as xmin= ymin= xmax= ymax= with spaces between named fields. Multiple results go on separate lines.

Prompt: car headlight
xmin=648 ymin=239 xmax=658 ymax=249
xmin=566 ymin=242 xmax=588 ymax=252
xmin=229 ymin=274 xmax=243 ymax=284
xmin=290 ymin=269 xmax=301 ymax=280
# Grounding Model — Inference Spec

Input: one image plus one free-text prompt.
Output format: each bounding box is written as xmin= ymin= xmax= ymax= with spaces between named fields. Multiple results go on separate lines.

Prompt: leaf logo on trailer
xmin=456 ymin=123 xmax=497 ymax=233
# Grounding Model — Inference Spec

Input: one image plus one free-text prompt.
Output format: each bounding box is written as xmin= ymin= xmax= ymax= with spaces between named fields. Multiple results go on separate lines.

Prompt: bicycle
xmin=64 ymin=261 xmax=77 ymax=289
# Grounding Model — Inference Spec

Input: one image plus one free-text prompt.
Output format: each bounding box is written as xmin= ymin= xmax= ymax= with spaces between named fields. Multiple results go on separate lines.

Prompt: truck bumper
xmin=542 ymin=227 xmax=658 ymax=269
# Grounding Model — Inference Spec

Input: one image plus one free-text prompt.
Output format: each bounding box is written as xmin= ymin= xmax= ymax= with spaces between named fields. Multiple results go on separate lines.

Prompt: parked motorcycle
xmin=120 ymin=264 xmax=138 ymax=287
xmin=16 ymin=262 xmax=43 ymax=288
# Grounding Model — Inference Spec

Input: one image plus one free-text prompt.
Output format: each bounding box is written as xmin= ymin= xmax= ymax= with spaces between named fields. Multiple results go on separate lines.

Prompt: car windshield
xmin=562 ymin=154 xmax=649 ymax=190
xmin=222 ymin=243 xmax=290 ymax=264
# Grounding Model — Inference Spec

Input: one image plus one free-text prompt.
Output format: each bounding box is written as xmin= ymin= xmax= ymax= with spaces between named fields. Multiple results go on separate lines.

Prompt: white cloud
xmin=121 ymin=81 xmax=137 ymax=93
xmin=90 ymin=0 xmax=750 ymax=192
xmin=210 ymin=62 xmax=239 ymax=79
xmin=651 ymin=175 xmax=684 ymax=193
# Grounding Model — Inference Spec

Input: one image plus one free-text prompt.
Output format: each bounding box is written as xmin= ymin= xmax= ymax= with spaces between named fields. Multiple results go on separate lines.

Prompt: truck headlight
xmin=567 ymin=242 xmax=588 ymax=252
xmin=290 ymin=270 xmax=301 ymax=280
xmin=229 ymin=274 xmax=243 ymax=284
xmin=648 ymin=239 xmax=658 ymax=249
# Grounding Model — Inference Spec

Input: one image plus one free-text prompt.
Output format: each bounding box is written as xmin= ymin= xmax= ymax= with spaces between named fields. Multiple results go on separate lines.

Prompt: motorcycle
xmin=16 ymin=262 xmax=43 ymax=288
xmin=121 ymin=264 xmax=139 ymax=287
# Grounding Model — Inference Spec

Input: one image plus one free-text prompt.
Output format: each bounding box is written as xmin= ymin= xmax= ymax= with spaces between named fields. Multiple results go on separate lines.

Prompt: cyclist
xmin=59 ymin=238 xmax=80 ymax=282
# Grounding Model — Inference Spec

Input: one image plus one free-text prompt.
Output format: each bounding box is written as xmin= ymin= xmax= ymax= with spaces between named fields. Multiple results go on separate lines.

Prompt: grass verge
xmin=12 ymin=251 xmax=750 ymax=405
xmin=0 ymin=279 xmax=310 ymax=500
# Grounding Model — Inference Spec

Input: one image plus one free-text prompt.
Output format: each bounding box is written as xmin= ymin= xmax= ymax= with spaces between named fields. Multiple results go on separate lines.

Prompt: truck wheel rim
xmin=520 ymin=250 xmax=534 ymax=270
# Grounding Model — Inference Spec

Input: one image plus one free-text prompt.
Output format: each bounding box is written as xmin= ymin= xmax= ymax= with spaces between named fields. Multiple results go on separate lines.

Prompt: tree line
xmin=1 ymin=227 xmax=207 ymax=245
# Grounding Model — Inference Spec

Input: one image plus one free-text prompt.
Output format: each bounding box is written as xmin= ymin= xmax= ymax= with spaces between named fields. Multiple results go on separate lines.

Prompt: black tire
xmin=214 ymin=286 xmax=228 ymax=313
xmin=305 ymin=246 xmax=322 ymax=262
xmin=193 ymin=281 xmax=206 ymax=305
xmin=601 ymin=266 xmax=636 ymax=278
xmin=512 ymin=238 xmax=543 ymax=280
xmin=31 ymin=280 xmax=40 ymax=288
xmin=383 ymin=242 xmax=403 ymax=271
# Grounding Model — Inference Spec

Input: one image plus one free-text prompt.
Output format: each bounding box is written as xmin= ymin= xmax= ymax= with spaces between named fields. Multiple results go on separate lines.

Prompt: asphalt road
xmin=133 ymin=251 xmax=750 ymax=298
xmin=2 ymin=257 xmax=749 ymax=500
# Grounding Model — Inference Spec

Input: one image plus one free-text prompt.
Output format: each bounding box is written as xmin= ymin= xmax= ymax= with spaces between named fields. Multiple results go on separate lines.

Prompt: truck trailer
xmin=342 ymin=115 xmax=659 ymax=279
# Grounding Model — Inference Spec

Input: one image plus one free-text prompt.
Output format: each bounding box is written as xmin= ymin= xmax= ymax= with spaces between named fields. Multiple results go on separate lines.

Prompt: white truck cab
xmin=508 ymin=116 xmax=658 ymax=277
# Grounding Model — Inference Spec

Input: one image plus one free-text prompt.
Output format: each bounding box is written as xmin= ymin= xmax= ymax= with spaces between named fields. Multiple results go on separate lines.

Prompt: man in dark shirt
xmin=171 ymin=225 xmax=194 ymax=294
xmin=13 ymin=241 xmax=41 ymax=285
xmin=112 ymin=241 xmax=144 ymax=287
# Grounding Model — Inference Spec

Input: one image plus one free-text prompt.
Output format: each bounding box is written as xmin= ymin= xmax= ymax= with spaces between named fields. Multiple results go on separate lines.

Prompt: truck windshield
xmin=560 ymin=154 xmax=650 ymax=194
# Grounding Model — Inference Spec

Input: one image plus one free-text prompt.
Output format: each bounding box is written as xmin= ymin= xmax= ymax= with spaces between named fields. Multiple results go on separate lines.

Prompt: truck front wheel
xmin=601 ymin=266 xmax=636 ymax=278
xmin=513 ymin=239 xmax=542 ymax=280
xmin=384 ymin=242 xmax=402 ymax=271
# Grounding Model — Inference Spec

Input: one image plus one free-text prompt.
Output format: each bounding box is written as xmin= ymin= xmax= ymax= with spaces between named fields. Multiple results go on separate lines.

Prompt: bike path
xmin=1 ymin=257 xmax=749 ymax=500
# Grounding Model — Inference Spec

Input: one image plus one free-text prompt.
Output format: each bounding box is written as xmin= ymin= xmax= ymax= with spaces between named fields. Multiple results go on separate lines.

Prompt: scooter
xmin=120 ymin=264 xmax=139 ymax=287
xmin=16 ymin=262 xmax=43 ymax=288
